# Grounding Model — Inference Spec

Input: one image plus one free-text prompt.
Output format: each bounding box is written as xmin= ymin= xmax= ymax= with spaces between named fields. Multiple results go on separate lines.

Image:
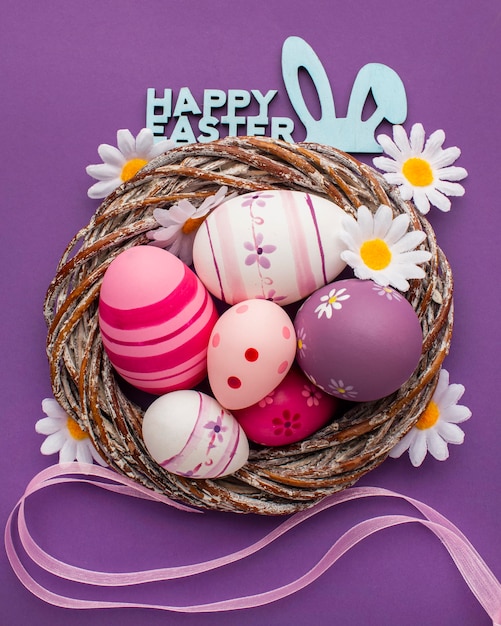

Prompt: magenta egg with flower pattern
xmin=192 ymin=189 xmax=347 ymax=305
xmin=142 ymin=390 xmax=249 ymax=478
xmin=294 ymin=278 xmax=423 ymax=402
xmin=233 ymin=367 xmax=338 ymax=446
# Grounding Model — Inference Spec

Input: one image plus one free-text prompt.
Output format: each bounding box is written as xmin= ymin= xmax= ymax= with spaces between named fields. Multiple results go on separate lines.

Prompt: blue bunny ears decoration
xmin=282 ymin=36 xmax=407 ymax=152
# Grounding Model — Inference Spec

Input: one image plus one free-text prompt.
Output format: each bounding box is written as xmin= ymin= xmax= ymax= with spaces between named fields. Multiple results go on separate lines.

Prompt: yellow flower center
xmin=337 ymin=387 xmax=346 ymax=394
xmin=402 ymin=157 xmax=434 ymax=187
xmin=120 ymin=158 xmax=148 ymax=181
xmin=416 ymin=400 xmax=440 ymax=430
xmin=328 ymin=295 xmax=338 ymax=305
xmin=66 ymin=417 xmax=88 ymax=441
xmin=181 ymin=215 xmax=208 ymax=234
xmin=360 ymin=239 xmax=392 ymax=270
xmin=297 ymin=338 xmax=303 ymax=350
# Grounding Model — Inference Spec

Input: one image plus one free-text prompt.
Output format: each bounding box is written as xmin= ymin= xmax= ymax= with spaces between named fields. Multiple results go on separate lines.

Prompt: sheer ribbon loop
xmin=5 ymin=463 xmax=501 ymax=621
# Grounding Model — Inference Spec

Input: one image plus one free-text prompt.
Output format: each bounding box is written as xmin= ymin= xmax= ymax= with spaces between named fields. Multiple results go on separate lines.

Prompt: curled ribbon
xmin=5 ymin=463 xmax=501 ymax=623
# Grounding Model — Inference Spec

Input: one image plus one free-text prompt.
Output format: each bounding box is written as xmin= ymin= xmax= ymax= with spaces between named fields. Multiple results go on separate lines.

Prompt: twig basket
xmin=44 ymin=136 xmax=453 ymax=515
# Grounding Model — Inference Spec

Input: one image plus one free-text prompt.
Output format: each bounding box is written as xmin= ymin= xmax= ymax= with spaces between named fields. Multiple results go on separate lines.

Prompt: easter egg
xmin=192 ymin=189 xmax=347 ymax=306
xmin=98 ymin=246 xmax=218 ymax=394
xmin=142 ymin=390 xmax=249 ymax=478
xmin=207 ymin=299 xmax=297 ymax=410
xmin=233 ymin=367 xmax=338 ymax=446
xmin=294 ymin=279 xmax=423 ymax=402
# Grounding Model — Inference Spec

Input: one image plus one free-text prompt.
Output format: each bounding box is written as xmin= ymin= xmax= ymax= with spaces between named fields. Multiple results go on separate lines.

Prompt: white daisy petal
xmin=85 ymin=163 xmax=120 ymax=180
xmin=87 ymin=178 xmax=122 ymax=199
xmin=388 ymin=429 xmax=415 ymax=458
xmin=442 ymin=405 xmax=472 ymax=424
xmin=42 ymin=398 xmax=68 ymax=418
xmin=425 ymin=188 xmax=452 ymax=212
xmin=376 ymin=133 xmax=402 ymax=160
xmin=429 ymin=147 xmax=462 ymax=169
xmin=437 ymin=421 xmax=465 ymax=445
xmin=422 ymin=128 xmax=446 ymax=156
xmin=412 ymin=188 xmax=431 ymax=214
xmin=372 ymin=156 xmax=400 ymax=172
xmin=40 ymin=431 xmax=66 ymax=455
xmin=426 ymin=429 xmax=449 ymax=461
xmin=133 ymin=128 xmax=154 ymax=157
xmin=97 ymin=143 xmax=126 ymax=167
xmin=341 ymin=216 xmax=366 ymax=247
xmin=396 ymin=251 xmax=431 ymax=267
xmin=116 ymin=129 xmax=137 ymax=158
xmin=384 ymin=213 xmax=411 ymax=245
xmin=436 ymin=381 xmax=465 ymax=408
xmin=391 ymin=229 xmax=427 ymax=252
xmin=59 ymin=439 xmax=78 ymax=464
xmin=434 ymin=180 xmax=466 ymax=196
xmin=433 ymin=369 xmax=450 ymax=396
xmin=357 ymin=205 xmax=374 ymax=237
xmin=393 ymin=125 xmax=412 ymax=155
xmin=397 ymin=182 xmax=414 ymax=201
xmin=373 ymin=204 xmax=394 ymax=238
xmin=90 ymin=446 xmax=108 ymax=467
xmin=150 ymin=138 xmax=176 ymax=158
xmin=76 ymin=442 xmax=94 ymax=465
xmin=436 ymin=165 xmax=467 ymax=181
xmin=409 ymin=431 xmax=428 ymax=467
xmin=383 ymin=172 xmax=406 ymax=186
xmin=35 ymin=417 xmax=62 ymax=436
xmin=409 ymin=123 xmax=425 ymax=153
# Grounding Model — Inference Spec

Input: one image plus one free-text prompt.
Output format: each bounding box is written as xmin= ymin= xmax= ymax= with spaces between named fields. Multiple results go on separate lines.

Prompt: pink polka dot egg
xmin=207 ymin=299 xmax=296 ymax=410
xmin=98 ymin=246 xmax=218 ymax=395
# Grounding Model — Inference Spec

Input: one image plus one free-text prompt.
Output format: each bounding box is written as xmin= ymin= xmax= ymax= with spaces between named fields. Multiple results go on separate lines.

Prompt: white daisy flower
xmin=372 ymin=285 xmax=403 ymax=301
xmin=314 ymin=287 xmax=350 ymax=319
xmin=340 ymin=204 xmax=432 ymax=291
xmin=147 ymin=186 xmax=235 ymax=265
xmin=328 ymin=379 xmax=358 ymax=399
xmin=373 ymin=123 xmax=468 ymax=214
xmin=296 ymin=327 xmax=307 ymax=355
xmin=389 ymin=369 xmax=471 ymax=467
xmin=86 ymin=128 xmax=174 ymax=199
xmin=35 ymin=398 xmax=107 ymax=466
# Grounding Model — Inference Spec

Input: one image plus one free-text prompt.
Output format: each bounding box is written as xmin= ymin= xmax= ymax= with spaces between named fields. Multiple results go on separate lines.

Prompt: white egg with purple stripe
xmin=192 ymin=189 xmax=347 ymax=305
xmin=142 ymin=390 xmax=249 ymax=478
xmin=98 ymin=246 xmax=218 ymax=394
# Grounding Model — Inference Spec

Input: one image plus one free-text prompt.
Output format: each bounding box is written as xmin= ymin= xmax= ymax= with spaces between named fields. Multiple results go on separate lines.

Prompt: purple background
xmin=1 ymin=1 xmax=500 ymax=624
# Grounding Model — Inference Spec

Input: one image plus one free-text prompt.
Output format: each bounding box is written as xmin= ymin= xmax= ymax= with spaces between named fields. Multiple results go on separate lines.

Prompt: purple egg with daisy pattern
xmin=294 ymin=278 xmax=423 ymax=402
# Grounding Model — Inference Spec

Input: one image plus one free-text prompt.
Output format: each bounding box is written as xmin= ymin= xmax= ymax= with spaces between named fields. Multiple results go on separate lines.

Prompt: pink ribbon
xmin=5 ymin=463 xmax=501 ymax=623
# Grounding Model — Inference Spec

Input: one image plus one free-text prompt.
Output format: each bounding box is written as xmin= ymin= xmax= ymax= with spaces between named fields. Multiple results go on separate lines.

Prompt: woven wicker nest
xmin=44 ymin=136 xmax=453 ymax=515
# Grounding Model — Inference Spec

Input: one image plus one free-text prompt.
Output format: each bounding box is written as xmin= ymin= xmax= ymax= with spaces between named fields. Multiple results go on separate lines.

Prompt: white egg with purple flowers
xmin=192 ymin=189 xmax=347 ymax=305
xmin=142 ymin=390 xmax=249 ymax=479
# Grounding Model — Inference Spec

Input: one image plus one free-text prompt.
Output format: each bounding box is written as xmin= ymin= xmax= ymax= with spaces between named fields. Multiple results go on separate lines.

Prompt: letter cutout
xmin=281 ymin=36 xmax=407 ymax=152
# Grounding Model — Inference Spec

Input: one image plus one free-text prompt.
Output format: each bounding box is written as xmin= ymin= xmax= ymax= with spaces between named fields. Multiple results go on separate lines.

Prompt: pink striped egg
xmin=98 ymin=246 xmax=218 ymax=394
xmin=142 ymin=390 xmax=249 ymax=478
xmin=192 ymin=189 xmax=347 ymax=306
